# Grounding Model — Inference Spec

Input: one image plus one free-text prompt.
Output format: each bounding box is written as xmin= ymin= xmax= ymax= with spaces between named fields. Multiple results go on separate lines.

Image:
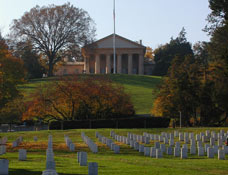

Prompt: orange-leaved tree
xmin=23 ymin=75 xmax=135 ymax=122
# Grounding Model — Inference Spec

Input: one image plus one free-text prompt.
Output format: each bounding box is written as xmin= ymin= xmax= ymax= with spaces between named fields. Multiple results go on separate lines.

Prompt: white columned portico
xmin=95 ymin=54 xmax=100 ymax=74
xmin=106 ymin=54 xmax=111 ymax=74
xmin=117 ymin=54 xmax=122 ymax=74
xmin=139 ymin=54 xmax=144 ymax=75
xmin=128 ymin=54 xmax=132 ymax=75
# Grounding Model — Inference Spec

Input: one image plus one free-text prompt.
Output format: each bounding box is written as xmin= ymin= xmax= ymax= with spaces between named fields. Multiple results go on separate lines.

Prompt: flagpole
xmin=113 ymin=0 xmax=116 ymax=74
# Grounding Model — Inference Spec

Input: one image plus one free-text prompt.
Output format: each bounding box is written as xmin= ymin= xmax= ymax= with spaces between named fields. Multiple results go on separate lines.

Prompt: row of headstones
xmin=42 ymin=135 xmax=58 ymax=175
xmin=64 ymin=135 xmax=75 ymax=151
xmin=12 ymin=136 xmax=23 ymax=148
xmin=141 ymin=130 xmax=228 ymax=145
xmin=111 ymin=131 xmax=227 ymax=160
xmin=142 ymin=142 xmax=227 ymax=160
xmin=95 ymin=132 xmax=120 ymax=154
xmin=140 ymin=130 xmax=228 ymax=160
xmin=81 ymin=132 xmax=98 ymax=153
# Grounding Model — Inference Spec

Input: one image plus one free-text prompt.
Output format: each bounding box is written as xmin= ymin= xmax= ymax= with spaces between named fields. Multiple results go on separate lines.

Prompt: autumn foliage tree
xmin=0 ymin=35 xmax=26 ymax=110
xmin=23 ymin=76 xmax=135 ymax=122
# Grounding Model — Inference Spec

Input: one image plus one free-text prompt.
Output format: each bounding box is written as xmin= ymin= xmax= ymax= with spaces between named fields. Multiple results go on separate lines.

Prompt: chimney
xmin=139 ymin=40 xmax=142 ymax=45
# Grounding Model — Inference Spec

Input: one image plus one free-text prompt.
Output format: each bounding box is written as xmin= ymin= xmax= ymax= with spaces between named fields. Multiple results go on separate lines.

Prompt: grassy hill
xmin=19 ymin=74 xmax=162 ymax=115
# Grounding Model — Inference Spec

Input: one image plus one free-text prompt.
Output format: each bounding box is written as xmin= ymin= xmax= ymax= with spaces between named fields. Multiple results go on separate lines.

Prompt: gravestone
xmin=69 ymin=143 xmax=75 ymax=152
xmin=181 ymin=148 xmax=188 ymax=159
xmin=167 ymin=146 xmax=173 ymax=155
xmin=139 ymin=145 xmax=144 ymax=153
xmin=156 ymin=149 xmax=162 ymax=159
xmin=169 ymin=138 xmax=174 ymax=146
xmin=12 ymin=141 xmax=18 ymax=148
xmin=150 ymin=147 xmax=156 ymax=158
xmin=174 ymin=147 xmax=180 ymax=157
xmin=218 ymin=139 xmax=223 ymax=147
xmin=198 ymin=147 xmax=204 ymax=156
xmin=145 ymin=137 xmax=150 ymax=144
xmin=154 ymin=142 xmax=160 ymax=149
xmin=88 ymin=162 xmax=98 ymax=175
xmin=218 ymin=149 xmax=225 ymax=160
xmin=190 ymin=145 xmax=196 ymax=155
xmin=79 ymin=152 xmax=87 ymax=166
xmin=42 ymin=170 xmax=58 ymax=175
xmin=210 ymin=138 xmax=215 ymax=146
xmin=114 ymin=145 xmax=120 ymax=154
xmin=0 ymin=159 xmax=8 ymax=175
xmin=19 ymin=149 xmax=27 ymax=161
xmin=207 ymin=147 xmax=214 ymax=158
xmin=213 ymin=145 xmax=219 ymax=154
xmin=205 ymin=144 xmax=210 ymax=153
xmin=222 ymin=145 xmax=228 ymax=154
xmin=160 ymin=144 xmax=166 ymax=153
xmin=144 ymin=147 xmax=150 ymax=157
xmin=134 ymin=142 xmax=139 ymax=151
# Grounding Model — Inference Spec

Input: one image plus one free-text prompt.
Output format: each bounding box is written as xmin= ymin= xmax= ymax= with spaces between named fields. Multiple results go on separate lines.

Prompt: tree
xmin=205 ymin=0 xmax=228 ymax=34
xmin=13 ymin=41 xmax=45 ymax=79
xmin=0 ymin=35 xmax=26 ymax=109
xmin=152 ymin=55 xmax=201 ymax=126
xmin=145 ymin=47 xmax=154 ymax=59
xmin=23 ymin=76 xmax=135 ymax=122
xmin=10 ymin=3 xmax=96 ymax=76
xmin=153 ymin=28 xmax=193 ymax=76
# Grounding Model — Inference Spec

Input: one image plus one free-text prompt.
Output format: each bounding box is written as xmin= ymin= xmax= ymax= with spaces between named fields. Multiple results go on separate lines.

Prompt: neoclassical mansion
xmin=54 ymin=34 xmax=154 ymax=76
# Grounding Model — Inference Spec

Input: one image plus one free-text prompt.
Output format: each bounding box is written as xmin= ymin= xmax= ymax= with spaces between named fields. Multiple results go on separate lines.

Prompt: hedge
xmin=49 ymin=117 xmax=170 ymax=130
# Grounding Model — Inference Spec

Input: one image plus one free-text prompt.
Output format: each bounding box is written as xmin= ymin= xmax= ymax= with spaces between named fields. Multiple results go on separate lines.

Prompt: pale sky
xmin=0 ymin=0 xmax=211 ymax=49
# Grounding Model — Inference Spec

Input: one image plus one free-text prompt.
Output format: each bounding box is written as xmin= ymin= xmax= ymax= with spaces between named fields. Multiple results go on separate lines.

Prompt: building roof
xmin=83 ymin=33 xmax=146 ymax=50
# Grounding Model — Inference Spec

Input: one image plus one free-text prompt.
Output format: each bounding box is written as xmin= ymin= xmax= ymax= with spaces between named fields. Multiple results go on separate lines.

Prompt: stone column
xmin=95 ymin=55 xmax=100 ymax=74
xmin=106 ymin=54 xmax=111 ymax=74
xmin=128 ymin=54 xmax=132 ymax=75
xmin=117 ymin=54 xmax=122 ymax=74
xmin=139 ymin=54 xmax=144 ymax=75
xmin=85 ymin=57 xmax=90 ymax=74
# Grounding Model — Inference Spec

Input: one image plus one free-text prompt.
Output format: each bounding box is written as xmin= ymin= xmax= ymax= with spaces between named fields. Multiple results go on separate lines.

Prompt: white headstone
xmin=139 ymin=145 xmax=144 ymax=153
xmin=198 ymin=147 xmax=204 ymax=156
xmin=190 ymin=145 xmax=196 ymax=155
xmin=174 ymin=147 xmax=180 ymax=157
xmin=150 ymin=147 xmax=156 ymax=158
xmin=0 ymin=159 xmax=8 ymax=175
xmin=88 ymin=162 xmax=98 ymax=175
xmin=19 ymin=149 xmax=27 ymax=161
xmin=218 ymin=149 xmax=225 ymax=160
xmin=156 ymin=149 xmax=162 ymax=159
xmin=144 ymin=147 xmax=150 ymax=156
xmin=167 ymin=147 xmax=173 ymax=155
xmin=114 ymin=145 xmax=120 ymax=154
xmin=181 ymin=148 xmax=188 ymax=159
xmin=79 ymin=152 xmax=87 ymax=166
xmin=207 ymin=147 xmax=214 ymax=158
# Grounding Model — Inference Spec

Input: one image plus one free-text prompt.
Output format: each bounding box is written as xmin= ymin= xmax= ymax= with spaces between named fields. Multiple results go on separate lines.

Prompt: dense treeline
xmin=152 ymin=0 xmax=228 ymax=126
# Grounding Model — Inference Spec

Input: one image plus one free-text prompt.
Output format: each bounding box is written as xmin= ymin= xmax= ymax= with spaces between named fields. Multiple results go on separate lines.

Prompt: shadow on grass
xmin=10 ymin=169 xmax=85 ymax=175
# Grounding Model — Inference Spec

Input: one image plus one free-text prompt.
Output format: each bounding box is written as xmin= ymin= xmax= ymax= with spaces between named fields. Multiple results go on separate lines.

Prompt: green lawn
xmin=1 ymin=128 xmax=228 ymax=175
xmin=19 ymin=74 xmax=162 ymax=114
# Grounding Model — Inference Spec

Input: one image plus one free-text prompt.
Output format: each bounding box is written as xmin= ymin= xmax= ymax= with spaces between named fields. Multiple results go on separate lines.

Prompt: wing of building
xmin=54 ymin=34 xmax=155 ymax=76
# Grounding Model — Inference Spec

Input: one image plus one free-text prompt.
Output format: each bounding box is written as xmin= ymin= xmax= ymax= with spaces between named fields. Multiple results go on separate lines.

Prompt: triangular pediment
xmin=89 ymin=34 xmax=145 ymax=49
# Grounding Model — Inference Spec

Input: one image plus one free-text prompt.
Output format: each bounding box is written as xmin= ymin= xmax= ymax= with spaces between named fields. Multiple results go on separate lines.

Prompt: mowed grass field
xmin=19 ymin=74 xmax=162 ymax=114
xmin=1 ymin=128 xmax=228 ymax=175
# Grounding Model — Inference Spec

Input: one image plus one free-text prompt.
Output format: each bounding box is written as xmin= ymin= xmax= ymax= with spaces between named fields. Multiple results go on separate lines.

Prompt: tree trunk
xmin=48 ymin=63 xmax=54 ymax=77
